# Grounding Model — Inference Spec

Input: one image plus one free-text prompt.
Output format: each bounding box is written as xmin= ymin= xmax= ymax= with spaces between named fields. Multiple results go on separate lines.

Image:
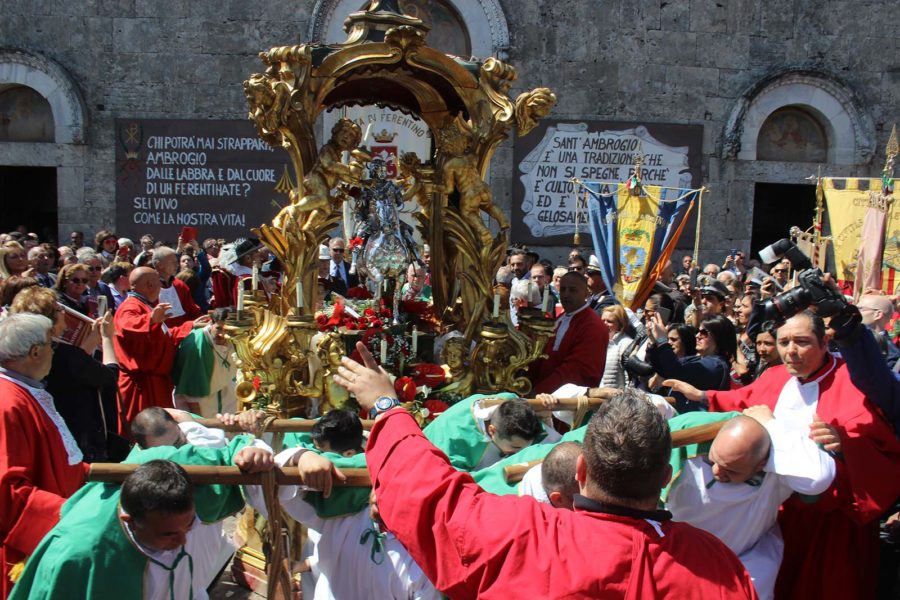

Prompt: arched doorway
xmin=0 ymin=85 xmax=58 ymax=238
xmin=723 ymin=70 xmax=875 ymax=261
xmin=0 ymin=50 xmax=88 ymax=243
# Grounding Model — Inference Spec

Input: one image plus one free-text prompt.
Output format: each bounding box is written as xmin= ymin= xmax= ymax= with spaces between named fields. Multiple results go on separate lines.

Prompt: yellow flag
xmin=823 ymin=178 xmax=887 ymax=281
xmin=614 ymin=185 xmax=663 ymax=304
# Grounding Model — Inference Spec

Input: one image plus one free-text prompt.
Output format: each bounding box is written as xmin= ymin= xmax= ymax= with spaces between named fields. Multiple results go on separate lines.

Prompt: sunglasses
xmin=773 ymin=269 xmax=787 ymax=273
xmin=69 ymin=277 xmax=89 ymax=284
xmin=697 ymin=328 xmax=710 ymax=338
xmin=87 ymin=266 xmax=102 ymax=272
xmin=331 ymin=248 xmax=345 ymax=253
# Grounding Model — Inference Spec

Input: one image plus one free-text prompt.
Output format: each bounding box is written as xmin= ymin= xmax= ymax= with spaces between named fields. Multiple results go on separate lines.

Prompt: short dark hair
xmin=493 ymin=400 xmax=544 ymax=442
xmin=101 ymin=262 xmax=133 ymax=285
xmin=121 ymin=460 xmax=194 ymax=524
xmin=131 ymin=407 xmax=177 ymax=449
xmin=568 ymin=255 xmax=587 ymax=268
xmin=583 ymin=389 xmax=671 ymax=502
xmin=311 ymin=409 xmax=363 ymax=453
xmin=776 ymin=310 xmax=827 ymax=344
xmin=542 ymin=441 xmax=582 ymax=498
xmin=701 ymin=315 xmax=738 ymax=360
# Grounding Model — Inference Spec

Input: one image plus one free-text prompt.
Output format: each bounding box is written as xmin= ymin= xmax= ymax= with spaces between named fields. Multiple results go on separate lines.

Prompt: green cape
xmin=11 ymin=437 xmax=252 ymax=600
xmin=472 ymin=424 xmax=588 ymax=495
xmin=280 ymin=430 xmax=371 ymax=520
xmin=172 ymin=328 xmax=214 ymax=397
xmin=422 ymin=392 xmax=521 ymax=472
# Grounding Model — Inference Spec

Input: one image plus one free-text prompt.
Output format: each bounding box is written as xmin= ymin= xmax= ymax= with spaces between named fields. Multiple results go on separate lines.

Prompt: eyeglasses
xmin=69 ymin=277 xmax=89 ymax=284
xmin=87 ymin=266 xmax=102 ymax=272
xmin=697 ymin=329 xmax=710 ymax=338
xmin=772 ymin=269 xmax=787 ymax=273
xmin=331 ymin=248 xmax=345 ymax=253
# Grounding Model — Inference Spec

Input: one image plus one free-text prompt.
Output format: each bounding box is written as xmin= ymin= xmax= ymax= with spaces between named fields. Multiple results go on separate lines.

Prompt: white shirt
xmin=549 ymin=383 xmax=676 ymax=426
xmin=519 ymin=463 xmax=550 ymax=503
xmin=772 ymin=357 xmax=837 ymax=431
xmin=330 ymin=260 xmax=347 ymax=284
xmin=665 ymin=418 xmax=835 ymax=600
xmin=247 ymin=448 xmax=441 ymax=600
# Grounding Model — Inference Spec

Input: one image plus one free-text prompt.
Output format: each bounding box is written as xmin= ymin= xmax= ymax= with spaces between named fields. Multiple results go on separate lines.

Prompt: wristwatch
xmin=369 ymin=396 xmax=401 ymax=419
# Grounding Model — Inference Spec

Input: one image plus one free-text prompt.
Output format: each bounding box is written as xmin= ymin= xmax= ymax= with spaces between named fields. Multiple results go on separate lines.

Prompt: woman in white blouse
xmin=599 ymin=304 xmax=634 ymax=388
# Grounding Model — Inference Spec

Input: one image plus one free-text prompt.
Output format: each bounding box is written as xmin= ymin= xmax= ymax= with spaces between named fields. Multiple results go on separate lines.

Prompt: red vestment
xmin=162 ymin=278 xmax=201 ymax=329
xmin=707 ymin=358 xmax=900 ymax=600
xmin=113 ymin=295 xmax=193 ymax=436
xmin=529 ymin=305 xmax=609 ymax=394
xmin=0 ymin=377 xmax=86 ymax=598
xmin=366 ymin=409 xmax=758 ymax=599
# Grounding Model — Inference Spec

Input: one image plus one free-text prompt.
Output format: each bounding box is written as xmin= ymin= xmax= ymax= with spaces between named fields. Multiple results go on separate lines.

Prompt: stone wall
xmin=1 ymin=0 xmax=897 ymax=266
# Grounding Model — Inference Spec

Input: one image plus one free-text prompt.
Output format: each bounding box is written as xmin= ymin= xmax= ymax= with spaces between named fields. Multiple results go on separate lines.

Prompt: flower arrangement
xmin=393 ymin=374 xmax=449 ymax=424
xmin=315 ymin=297 xmax=392 ymax=332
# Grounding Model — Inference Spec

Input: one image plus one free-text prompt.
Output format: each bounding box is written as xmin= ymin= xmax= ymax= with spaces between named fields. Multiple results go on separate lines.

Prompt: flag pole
xmin=692 ymin=186 xmax=706 ymax=267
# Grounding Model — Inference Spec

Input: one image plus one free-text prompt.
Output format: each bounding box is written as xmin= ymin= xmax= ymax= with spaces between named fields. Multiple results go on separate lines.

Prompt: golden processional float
xmin=223 ymin=0 xmax=556 ymax=594
xmin=227 ymin=0 xmax=557 ymax=420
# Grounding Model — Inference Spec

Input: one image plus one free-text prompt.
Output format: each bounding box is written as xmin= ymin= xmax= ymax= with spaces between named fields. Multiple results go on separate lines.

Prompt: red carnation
xmin=423 ymin=399 xmax=450 ymax=422
xmin=412 ymin=363 xmax=446 ymax=388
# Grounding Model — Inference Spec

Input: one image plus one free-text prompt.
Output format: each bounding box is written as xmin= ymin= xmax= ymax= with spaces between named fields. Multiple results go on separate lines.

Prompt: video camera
xmin=758 ymin=238 xmax=847 ymax=323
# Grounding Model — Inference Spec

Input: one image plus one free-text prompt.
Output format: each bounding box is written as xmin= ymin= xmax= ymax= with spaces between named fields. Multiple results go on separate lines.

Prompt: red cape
xmin=529 ymin=306 xmax=609 ymax=394
xmin=366 ymin=410 xmax=758 ymax=599
xmin=707 ymin=358 xmax=900 ymax=600
xmin=113 ymin=296 xmax=193 ymax=437
xmin=0 ymin=378 xmax=86 ymax=598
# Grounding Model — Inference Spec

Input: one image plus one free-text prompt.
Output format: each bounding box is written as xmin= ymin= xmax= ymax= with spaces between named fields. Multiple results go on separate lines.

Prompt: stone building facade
xmin=0 ymin=0 xmax=896 ymax=265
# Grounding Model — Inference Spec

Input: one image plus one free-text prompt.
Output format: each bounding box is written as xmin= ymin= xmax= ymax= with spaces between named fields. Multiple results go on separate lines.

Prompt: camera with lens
xmin=758 ymin=238 xmax=847 ymax=323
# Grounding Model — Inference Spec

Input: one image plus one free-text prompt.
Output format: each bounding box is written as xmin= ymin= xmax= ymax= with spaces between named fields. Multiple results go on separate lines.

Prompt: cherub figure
xmin=398 ymin=152 xmax=432 ymax=218
xmin=316 ymin=332 xmax=350 ymax=412
xmin=273 ymin=118 xmax=369 ymax=231
xmin=438 ymin=335 xmax=475 ymax=399
xmin=439 ymin=124 xmax=509 ymax=245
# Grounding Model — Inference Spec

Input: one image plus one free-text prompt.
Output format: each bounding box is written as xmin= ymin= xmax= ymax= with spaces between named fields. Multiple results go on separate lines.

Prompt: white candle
xmin=383 ymin=279 xmax=388 ymax=292
xmin=411 ymin=326 xmax=418 ymax=355
xmin=380 ymin=338 xmax=387 ymax=364
xmin=542 ymin=287 xmax=550 ymax=313
xmin=251 ymin=265 xmax=259 ymax=291
xmin=296 ymin=281 xmax=303 ymax=309
xmin=237 ymin=285 xmax=245 ymax=313
xmin=492 ymin=293 xmax=500 ymax=319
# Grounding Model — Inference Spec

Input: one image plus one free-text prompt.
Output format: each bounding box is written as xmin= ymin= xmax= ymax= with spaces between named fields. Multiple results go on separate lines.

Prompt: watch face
xmin=376 ymin=396 xmax=396 ymax=411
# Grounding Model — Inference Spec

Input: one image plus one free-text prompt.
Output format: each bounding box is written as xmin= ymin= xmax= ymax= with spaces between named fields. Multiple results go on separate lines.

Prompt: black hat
xmin=233 ymin=237 xmax=261 ymax=261
xmin=699 ymin=279 xmax=729 ymax=300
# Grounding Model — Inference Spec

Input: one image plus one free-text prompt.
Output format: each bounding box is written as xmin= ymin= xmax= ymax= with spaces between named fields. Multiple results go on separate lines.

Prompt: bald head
xmin=130 ymin=266 xmax=161 ymax=302
xmin=708 ymin=416 xmax=771 ymax=484
xmin=542 ymin=441 xmax=582 ymax=509
xmin=131 ymin=407 xmax=183 ymax=449
xmin=857 ymin=294 xmax=894 ymax=330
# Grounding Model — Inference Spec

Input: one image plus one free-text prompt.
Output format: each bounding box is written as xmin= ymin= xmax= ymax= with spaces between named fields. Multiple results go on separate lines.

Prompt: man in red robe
xmin=666 ymin=310 xmax=900 ymax=600
xmin=151 ymin=246 xmax=201 ymax=328
xmin=0 ymin=313 xmax=86 ymax=598
xmin=114 ymin=267 xmax=195 ymax=437
xmin=529 ymin=272 xmax=608 ymax=394
xmin=332 ymin=343 xmax=758 ymax=599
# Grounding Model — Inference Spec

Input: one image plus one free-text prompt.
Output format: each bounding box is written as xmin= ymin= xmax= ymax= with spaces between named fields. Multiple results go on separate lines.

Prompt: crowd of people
xmin=1 ymin=223 xmax=900 ymax=599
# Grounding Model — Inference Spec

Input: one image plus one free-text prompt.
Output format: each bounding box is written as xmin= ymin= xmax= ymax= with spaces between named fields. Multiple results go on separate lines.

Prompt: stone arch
xmin=723 ymin=69 xmax=874 ymax=165
xmin=308 ymin=0 xmax=510 ymax=59
xmin=0 ymin=49 xmax=88 ymax=144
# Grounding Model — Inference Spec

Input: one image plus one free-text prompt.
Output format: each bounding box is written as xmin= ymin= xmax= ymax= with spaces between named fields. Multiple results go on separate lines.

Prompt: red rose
xmin=252 ymin=375 xmax=261 ymax=392
xmin=380 ymin=307 xmax=392 ymax=318
xmin=370 ymin=319 xmax=383 ymax=328
xmin=363 ymin=307 xmax=377 ymax=317
xmin=394 ymin=376 xmax=417 ymax=404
